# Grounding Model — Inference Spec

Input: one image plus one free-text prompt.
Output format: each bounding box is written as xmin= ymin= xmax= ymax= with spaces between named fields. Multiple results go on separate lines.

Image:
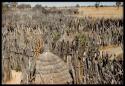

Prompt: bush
xmin=77 ymin=33 xmax=87 ymax=46
xmin=15 ymin=64 xmax=21 ymax=72
xmin=2 ymin=4 xmax=10 ymax=14
xmin=52 ymin=32 xmax=61 ymax=42
xmin=100 ymin=5 xmax=103 ymax=7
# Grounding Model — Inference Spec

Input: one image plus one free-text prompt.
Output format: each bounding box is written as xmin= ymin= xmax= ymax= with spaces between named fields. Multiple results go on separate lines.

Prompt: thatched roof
xmin=35 ymin=51 xmax=72 ymax=84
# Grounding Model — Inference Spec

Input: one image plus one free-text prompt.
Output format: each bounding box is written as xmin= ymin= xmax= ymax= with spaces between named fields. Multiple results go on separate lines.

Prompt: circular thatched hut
xmin=34 ymin=51 xmax=72 ymax=84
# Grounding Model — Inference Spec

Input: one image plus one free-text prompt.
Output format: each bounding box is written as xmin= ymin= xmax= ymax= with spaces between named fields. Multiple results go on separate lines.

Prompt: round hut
xmin=34 ymin=51 xmax=73 ymax=84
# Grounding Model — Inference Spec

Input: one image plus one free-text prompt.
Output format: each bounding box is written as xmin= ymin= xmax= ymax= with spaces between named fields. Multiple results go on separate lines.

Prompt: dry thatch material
xmin=2 ymin=57 xmax=12 ymax=84
xmin=35 ymin=51 xmax=72 ymax=84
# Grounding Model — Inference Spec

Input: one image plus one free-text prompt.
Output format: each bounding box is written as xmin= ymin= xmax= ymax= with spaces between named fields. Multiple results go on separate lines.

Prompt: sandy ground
xmin=76 ymin=7 xmax=123 ymax=18
xmin=6 ymin=70 xmax=22 ymax=84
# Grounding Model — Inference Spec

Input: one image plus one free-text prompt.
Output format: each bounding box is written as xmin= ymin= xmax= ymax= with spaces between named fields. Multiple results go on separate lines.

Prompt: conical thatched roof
xmin=35 ymin=51 xmax=72 ymax=84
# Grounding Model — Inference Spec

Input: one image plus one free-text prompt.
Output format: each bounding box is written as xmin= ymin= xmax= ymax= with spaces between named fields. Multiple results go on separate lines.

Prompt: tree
xmin=10 ymin=2 xmax=18 ymax=8
xmin=52 ymin=6 xmax=56 ymax=9
xmin=2 ymin=3 xmax=10 ymax=13
xmin=34 ymin=4 xmax=42 ymax=9
xmin=32 ymin=4 xmax=42 ymax=10
xmin=100 ymin=5 xmax=103 ymax=7
xmin=95 ymin=2 xmax=100 ymax=8
xmin=17 ymin=4 xmax=31 ymax=9
xmin=116 ymin=2 xmax=121 ymax=8
xmin=76 ymin=4 xmax=80 ymax=7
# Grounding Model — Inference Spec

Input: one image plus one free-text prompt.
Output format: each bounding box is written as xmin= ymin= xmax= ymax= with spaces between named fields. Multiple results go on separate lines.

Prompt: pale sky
xmin=17 ymin=2 xmax=117 ymax=7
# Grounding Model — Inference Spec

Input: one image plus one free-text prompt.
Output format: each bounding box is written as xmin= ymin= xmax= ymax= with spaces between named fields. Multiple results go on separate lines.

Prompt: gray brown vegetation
xmin=2 ymin=4 xmax=123 ymax=84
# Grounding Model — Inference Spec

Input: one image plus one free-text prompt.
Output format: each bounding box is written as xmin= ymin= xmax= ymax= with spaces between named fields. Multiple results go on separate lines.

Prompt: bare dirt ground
xmin=6 ymin=70 xmax=22 ymax=84
xmin=76 ymin=7 xmax=123 ymax=18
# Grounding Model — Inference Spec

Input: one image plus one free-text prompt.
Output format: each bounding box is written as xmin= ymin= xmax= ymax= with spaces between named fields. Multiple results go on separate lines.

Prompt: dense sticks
xmin=2 ymin=8 xmax=123 ymax=84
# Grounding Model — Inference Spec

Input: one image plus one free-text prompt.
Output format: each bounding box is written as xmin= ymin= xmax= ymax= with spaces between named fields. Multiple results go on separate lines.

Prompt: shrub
xmin=15 ymin=64 xmax=21 ymax=72
xmin=77 ymin=33 xmax=88 ymax=46
xmin=52 ymin=32 xmax=61 ymax=42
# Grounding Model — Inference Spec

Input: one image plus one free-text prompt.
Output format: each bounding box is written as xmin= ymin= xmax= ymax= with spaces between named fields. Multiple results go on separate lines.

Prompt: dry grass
xmin=99 ymin=45 xmax=118 ymax=51
xmin=5 ymin=70 xmax=22 ymax=84
xmin=76 ymin=6 xmax=123 ymax=18
xmin=99 ymin=46 xmax=123 ymax=60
